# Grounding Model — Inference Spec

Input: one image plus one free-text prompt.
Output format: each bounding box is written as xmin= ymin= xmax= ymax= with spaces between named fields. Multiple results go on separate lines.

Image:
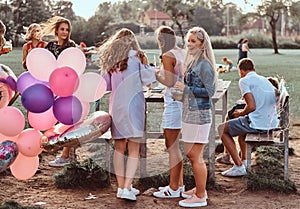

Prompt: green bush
xmin=246 ymin=146 xmax=297 ymax=193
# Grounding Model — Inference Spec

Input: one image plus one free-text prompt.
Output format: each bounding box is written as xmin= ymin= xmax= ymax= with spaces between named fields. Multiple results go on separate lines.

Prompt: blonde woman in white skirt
xmin=173 ymin=27 xmax=217 ymax=208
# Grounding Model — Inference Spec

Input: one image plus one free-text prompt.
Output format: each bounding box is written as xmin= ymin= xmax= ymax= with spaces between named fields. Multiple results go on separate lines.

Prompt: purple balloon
xmin=17 ymin=71 xmax=49 ymax=94
xmin=0 ymin=140 xmax=18 ymax=173
xmin=21 ymin=84 xmax=54 ymax=113
xmin=53 ymin=96 xmax=82 ymax=125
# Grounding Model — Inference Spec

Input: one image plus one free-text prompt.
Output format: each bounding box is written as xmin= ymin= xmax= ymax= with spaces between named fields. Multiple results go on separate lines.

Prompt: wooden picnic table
xmin=142 ymin=80 xmax=231 ymax=182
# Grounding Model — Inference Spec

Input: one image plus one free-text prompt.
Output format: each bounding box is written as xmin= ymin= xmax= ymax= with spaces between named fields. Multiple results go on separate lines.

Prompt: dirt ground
xmin=1 ymin=119 xmax=300 ymax=209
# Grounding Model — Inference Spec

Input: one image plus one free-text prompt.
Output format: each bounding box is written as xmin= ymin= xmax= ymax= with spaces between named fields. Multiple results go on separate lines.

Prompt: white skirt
xmin=181 ymin=122 xmax=211 ymax=144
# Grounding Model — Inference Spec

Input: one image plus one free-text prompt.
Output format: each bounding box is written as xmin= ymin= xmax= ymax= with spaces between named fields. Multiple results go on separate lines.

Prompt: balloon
xmin=10 ymin=153 xmax=39 ymax=180
xmin=26 ymin=48 xmax=57 ymax=81
xmin=42 ymin=111 xmax=111 ymax=152
xmin=80 ymin=101 xmax=90 ymax=121
xmin=57 ymin=47 xmax=86 ymax=75
xmin=0 ymin=106 xmax=25 ymax=136
xmin=53 ymin=96 xmax=82 ymax=125
xmin=74 ymin=73 xmax=107 ymax=102
xmin=0 ymin=133 xmax=18 ymax=143
xmin=0 ymin=140 xmax=18 ymax=172
xmin=49 ymin=66 xmax=79 ymax=97
xmin=21 ymin=84 xmax=54 ymax=113
xmin=28 ymin=107 xmax=57 ymax=131
xmin=16 ymin=129 xmax=43 ymax=157
xmin=17 ymin=71 xmax=48 ymax=94
xmin=0 ymin=83 xmax=11 ymax=108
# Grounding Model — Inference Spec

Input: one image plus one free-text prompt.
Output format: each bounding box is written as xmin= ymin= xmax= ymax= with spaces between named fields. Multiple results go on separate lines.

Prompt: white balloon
xmin=26 ymin=48 xmax=57 ymax=81
xmin=74 ymin=72 xmax=107 ymax=102
xmin=57 ymin=47 xmax=86 ymax=75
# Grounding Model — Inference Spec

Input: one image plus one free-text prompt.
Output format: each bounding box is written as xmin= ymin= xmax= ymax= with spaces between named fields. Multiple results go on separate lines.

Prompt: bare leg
xmin=113 ymin=139 xmax=127 ymax=189
xmin=124 ymin=138 xmax=140 ymax=190
xmin=238 ymin=135 xmax=247 ymax=160
xmin=164 ymin=129 xmax=183 ymax=191
xmin=61 ymin=147 xmax=70 ymax=159
xmin=184 ymin=143 xmax=206 ymax=199
xmin=218 ymin=123 xmax=242 ymax=166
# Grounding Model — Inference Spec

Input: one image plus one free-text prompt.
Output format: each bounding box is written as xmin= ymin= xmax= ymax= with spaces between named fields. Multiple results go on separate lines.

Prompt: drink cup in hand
xmin=170 ymin=87 xmax=183 ymax=101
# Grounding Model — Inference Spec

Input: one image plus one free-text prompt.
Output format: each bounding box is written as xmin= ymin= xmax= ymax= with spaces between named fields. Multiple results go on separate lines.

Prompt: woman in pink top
xmin=153 ymin=26 xmax=186 ymax=198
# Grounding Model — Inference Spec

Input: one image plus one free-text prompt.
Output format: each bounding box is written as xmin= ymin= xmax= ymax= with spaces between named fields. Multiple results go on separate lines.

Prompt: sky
xmin=71 ymin=0 xmax=262 ymax=20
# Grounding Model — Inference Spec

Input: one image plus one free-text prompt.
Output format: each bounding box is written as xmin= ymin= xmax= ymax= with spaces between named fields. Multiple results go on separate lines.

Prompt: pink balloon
xmin=74 ymin=73 xmax=107 ymax=102
xmin=16 ymin=128 xmax=43 ymax=157
xmin=0 ymin=83 xmax=11 ymax=108
xmin=80 ymin=101 xmax=90 ymax=121
xmin=28 ymin=107 xmax=57 ymax=131
xmin=49 ymin=67 xmax=79 ymax=97
xmin=0 ymin=133 xmax=18 ymax=143
xmin=26 ymin=48 xmax=57 ymax=81
xmin=10 ymin=153 xmax=39 ymax=180
xmin=0 ymin=106 xmax=25 ymax=136
xmin=17 ymin=71 xmax=49 ymax=94
xmin=57 ymin=47 xmax=86 ymax=75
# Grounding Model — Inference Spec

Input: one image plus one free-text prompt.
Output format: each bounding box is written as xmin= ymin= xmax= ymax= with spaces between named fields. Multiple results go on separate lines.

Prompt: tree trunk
xmin=270 ymin=19 xmax=279 ymax=54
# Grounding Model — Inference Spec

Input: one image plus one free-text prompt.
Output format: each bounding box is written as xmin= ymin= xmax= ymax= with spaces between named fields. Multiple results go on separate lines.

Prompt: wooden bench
xmin=245 ymin=79 xmax=289 ymax=180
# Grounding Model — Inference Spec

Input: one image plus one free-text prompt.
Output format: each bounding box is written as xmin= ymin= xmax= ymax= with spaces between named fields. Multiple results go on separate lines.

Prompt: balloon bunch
xmin=0 ymin=47 xmax=108 ymax=180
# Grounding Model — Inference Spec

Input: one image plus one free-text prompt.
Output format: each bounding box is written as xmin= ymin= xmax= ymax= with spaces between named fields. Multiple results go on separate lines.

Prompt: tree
xmin=257 ymin=0 xmax=290 ymax=54
xmin=164 ymin=0 xmax=193 ymax=47
xmin=52 ymin=0 xmax=76 ymax=21
xmin=289 ymin=1 xmax=300 ymax=35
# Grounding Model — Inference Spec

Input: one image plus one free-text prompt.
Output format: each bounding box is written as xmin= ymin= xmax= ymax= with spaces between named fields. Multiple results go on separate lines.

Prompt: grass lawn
xmin=1 ymin=48 xmax=299 ymax=128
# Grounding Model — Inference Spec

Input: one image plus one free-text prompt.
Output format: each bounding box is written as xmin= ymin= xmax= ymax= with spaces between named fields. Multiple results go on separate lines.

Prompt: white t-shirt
xmin=239 ymin=71 xmax=278 ymax=130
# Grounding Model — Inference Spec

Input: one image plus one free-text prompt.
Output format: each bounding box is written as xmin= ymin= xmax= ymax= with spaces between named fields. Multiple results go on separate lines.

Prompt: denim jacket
xmin=183 ymin=59 xmax=216 ymax=110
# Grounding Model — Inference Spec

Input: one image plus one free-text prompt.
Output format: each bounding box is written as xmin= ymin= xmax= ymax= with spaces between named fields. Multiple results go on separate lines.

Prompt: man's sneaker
xmin=117 ymin=188 xmax=123 ymax=198
xmin=130 ymin=184 xmax=140 ymax=196
xmin=153 ymin=186 xmax=181 ymax=198
xmin=216 ymin=153 xmax=232 ymax=165
xmin=121 ymin=188 xmax=136 ymax=201
xmin=182 ymin=188 xmax=208 ymax=199
xmin=48 ymin=157 xmax=71 ymax=167
xmin=221 ymin=164 xmax=247 ymax=177
xmin=158 ymin=185 xmax=185 ymax=193
xmin=243 ymin=160 xmax=248 ymax=167
xmin=179 ymin=194 xmax=207 ymax=207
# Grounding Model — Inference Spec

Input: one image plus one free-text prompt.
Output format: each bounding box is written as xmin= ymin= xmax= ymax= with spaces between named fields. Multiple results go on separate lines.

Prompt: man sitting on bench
xmin=217 ymin=58 xmax=279 ymax=177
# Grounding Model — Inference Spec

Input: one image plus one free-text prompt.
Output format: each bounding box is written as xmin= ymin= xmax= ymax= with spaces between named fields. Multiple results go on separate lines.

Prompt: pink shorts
xmin=181 ymin=122 xmax=211 ymax=144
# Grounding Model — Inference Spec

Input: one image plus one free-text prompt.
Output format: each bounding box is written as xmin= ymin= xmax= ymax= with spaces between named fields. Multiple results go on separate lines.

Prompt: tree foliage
xmin=257 ymin=0 xmax=290 ymax=54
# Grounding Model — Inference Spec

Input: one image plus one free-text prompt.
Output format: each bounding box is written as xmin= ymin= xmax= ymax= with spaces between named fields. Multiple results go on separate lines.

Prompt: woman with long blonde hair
xmin=42 ymin=16 xmax=75 ymax=58
xmin=44 ymin=16 xmax=77 ymax=167
xmin=22 ymin=23 xmax=47 ymax=69
xmin=99 ymin=28 xmax=155 ymax=201
xmin=173 ymin=27 xmax=217 ymax=207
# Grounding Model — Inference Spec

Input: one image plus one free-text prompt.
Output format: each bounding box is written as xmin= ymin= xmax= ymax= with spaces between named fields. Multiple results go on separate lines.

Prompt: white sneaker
xmin=153 ymin=186 xmax=181 ymax=198
xmin=117 ymin=188 xmax=123 ymax=198
xmin=121 ymin=188 xmax=136 ymax=201
xmin=179 ymin=194 xmax=207 ymax=207
xmin=130 ymin=184 xmax=140 ymax=196
xmin=159 ymin=185 xmax=185 ymax=193
xmin=243 ymin=160 xmax=248 ymax=167
xmin=221 ymin=164 xmax=247 ymax=177
xmin=182 ymin=188 xmax=208 ymax=199
xmin=48 ymin=157 xmax=70 ymax=167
